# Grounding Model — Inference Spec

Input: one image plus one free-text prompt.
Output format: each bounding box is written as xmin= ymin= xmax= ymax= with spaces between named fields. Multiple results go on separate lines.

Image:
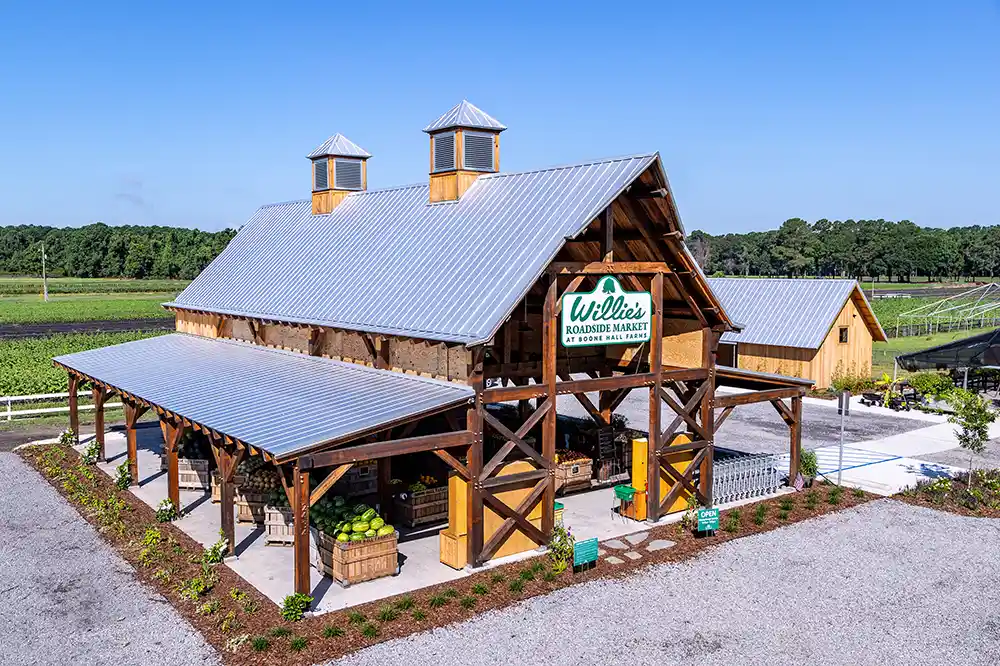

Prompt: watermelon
xmin=376 ymin=525 xmax=394 ymax=537
xmin=370 ymin=517 xmax=385 ymax=530
xmin=336 ymin=532 xmax=350 ymax=542
xmin=339 ymin=523 xmax=351 ymax=534
xmin=364 ymin=529 xmax=376 ymax=538
xmin=350 ymin=533 xmax=365 ymax=541
xmin=361 ymin=508 xmax=377 ymax=522
xmin=352 ymin=504 xmax=368 ymax=515
xmin=352 ymin=521 xmax=370 ymax=533
xmin=333 ymin=496 xmax=345 ymax=507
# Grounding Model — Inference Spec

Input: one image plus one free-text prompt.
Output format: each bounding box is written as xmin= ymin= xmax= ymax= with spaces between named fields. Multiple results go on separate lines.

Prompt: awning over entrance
xmin=54 ymin=334 xmax=474 ymax=461
xmin=896 ymin=328 xmax=1000 ymax=372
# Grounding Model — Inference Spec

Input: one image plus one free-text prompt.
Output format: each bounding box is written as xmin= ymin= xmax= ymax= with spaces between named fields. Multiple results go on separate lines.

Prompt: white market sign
xmin=560 ymin=276 xmax=652 ymax=348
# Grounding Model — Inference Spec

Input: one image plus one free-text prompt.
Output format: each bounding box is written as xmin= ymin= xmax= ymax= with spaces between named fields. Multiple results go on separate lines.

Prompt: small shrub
xmin=543 ymin=570 xmax=557 ymax=582
xmin=778 ymin=497 xmax=794 ymax=511
xmin=197 ymin=599 xmax=221 ymax=616
xmin=153 ymin=568 xmax=171 ymax=584
xmin=471 ymin=582 xmax=489 ymax=595
xmin=412 ymin=609 xmax=427 ymax=621
xmin=251 ymin=636 xmax=270 ymax=652
xmin=508 ymin=578 xmax=524 ymax=593
xmin=114 ymin=462 xmax=131 ymax=490
xmin=280 ymin=593 xmax=312 ymax=622
xmin=361 ymin=623 xmax=378 ymax=639
xmin=394 ymin=595 xmax=415 ymax=611
xmin=828 ymin=486 xmax=844 ymax=505
xmin=519 ymin=568 xmax=535 ymax=582
xmin=376 ymin=605 xmax=399 ymax=622
xmin=908 ymin=371 xmax=954 ymax=399
xmin=289 ymin=636 xmax=307 ymax=652
xmin=551 ymin=560 xmax=567 ymax=575
xmin=141 ymin=528 xmax=162 ymax=547
xmin=459 ymin=596 xmax=476 ymax=609
xmin=202 ymin=532 xmax=228 ymax=565
xmin=490 ymin=572 xmax=505 ymax=584
xmin=805 ymin=490 xmax=819 ymax=509
xmin=778 ymin=509 xmax=790 ymax=521
xmin=800 ymin=450 xmax=819 ymax=479
xmin=156 ymin=499 xmax=179 ymax=523
xmin=724 ymin=509 xmax=740 ymax=533
xmin=225 ymin=634 xmax=249 ymax=653
xmin=853 ymin=487 xmax=865 ymax=498
xmin=323 ymin=625 xmax=345 ymax=639
xmin=81 ymin=439 xmax=100 ymax=465
xmin=428 ymin=595 xmax=447 ymax=608
xmin=548 ymin=524 xmax=575 ymax=572
xmin=219 ymin=610 xmax=241 ymax=633
xmin=178 ymin=575 xmax=213 ymax=601
xmin=268 ymin=626 xmax=292 ymax=638
xmin=753 ymin=503 xmax=767 ymax=526
xmin=347 ymin=611 xmax=366 ymax=624
xmin=58 ymin=428 xmax=76 ymax=447
xmin=443 ymin=587 xmax=459 ymax=598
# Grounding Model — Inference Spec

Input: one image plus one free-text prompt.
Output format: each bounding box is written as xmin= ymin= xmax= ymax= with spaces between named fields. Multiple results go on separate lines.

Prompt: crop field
xmin=0 ymin=331 xmax=164 ymax=396
xmin=0 ymin=276 xmax=190 ymax=295
xmin=0 ymin=292 xmax=176 ymax=325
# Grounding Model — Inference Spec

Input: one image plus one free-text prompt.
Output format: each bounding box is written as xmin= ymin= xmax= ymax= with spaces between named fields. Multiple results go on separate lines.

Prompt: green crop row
xmin=0 ymin=293 xmax=176 ymax=325
xmin=0 ymin=331 xmax=165 ymax=396
xmin=0 ymin=277 xmax=190 ymax=295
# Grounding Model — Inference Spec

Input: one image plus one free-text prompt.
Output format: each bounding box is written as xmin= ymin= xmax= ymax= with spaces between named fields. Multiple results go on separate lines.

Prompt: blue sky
xmin=1 ymin=1 xmax=998 ymax=233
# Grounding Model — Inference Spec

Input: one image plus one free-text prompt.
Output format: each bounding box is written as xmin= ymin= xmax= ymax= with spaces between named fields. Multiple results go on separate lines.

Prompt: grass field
xmin=0 ymin=276 xmax=190 ymax=295
xmin=0 ymin=331 xmax=165 ymax=396
xmin=871 ymin=327 xmax=993 ymax=377
xmin=0 ymin=292 xmax=177 ymax=325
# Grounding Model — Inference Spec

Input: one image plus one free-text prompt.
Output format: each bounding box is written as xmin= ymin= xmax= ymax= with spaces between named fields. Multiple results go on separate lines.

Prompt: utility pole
xmin=40 ymin=242 xmax=48 ymax=302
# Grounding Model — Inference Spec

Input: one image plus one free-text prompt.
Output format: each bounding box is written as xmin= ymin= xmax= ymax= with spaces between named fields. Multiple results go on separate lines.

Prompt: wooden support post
xmin=163 ymin=420 xmax=184 ymax=509
xmin=123 ymin=401 xmax=148 ymax=487
xmin=699 ymin=328 xmax=717 ymax=505
xmin=600 ymin=205 xmax=614 ymax=262
xmin=92 ymin=385 xmax=106 ymax=461
xmin=467 ymin=344 xmax=485 ymax=566
xmin=67 ymin=373 xmax=80 ymax=445
xmin=293 ymin=460 xmax=311 ymax=597
xmin=789 ymin=395 xmax=802 ymax=484
xmin=377 ymin=456 xmax=393 ymax=522
xmin=646 ymin=272 xmax=664 ymax=523
xmin=541 ymin=277 xmax=558 ymax=537
xmin=211 ymin=441 xmax=242 ymax=556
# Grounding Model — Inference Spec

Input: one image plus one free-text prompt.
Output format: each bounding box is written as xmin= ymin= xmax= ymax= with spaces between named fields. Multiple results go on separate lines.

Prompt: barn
xmin=707 ymin=278 xmax=887 ymax=388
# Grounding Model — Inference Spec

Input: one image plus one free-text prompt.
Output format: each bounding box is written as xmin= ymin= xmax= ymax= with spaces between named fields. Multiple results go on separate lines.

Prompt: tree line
xmin=688 ymin=218 xmax=1000 ymax=281
xmin=0 ymin=223 xmax=237 ymax=280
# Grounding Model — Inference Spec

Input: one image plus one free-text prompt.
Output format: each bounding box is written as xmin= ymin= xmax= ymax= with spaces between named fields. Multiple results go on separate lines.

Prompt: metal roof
xmin=307 ymin=133 xmax=371 ymax=159
xmin=54 ymin=334 xmax=472 ymax=461
xmin=708 ymin=278 xmax=882 ymax=349
xmin=423 ymin=100 xmax=506 ymax=133
xmin=169 ymin=153 xmax=660 ymax=345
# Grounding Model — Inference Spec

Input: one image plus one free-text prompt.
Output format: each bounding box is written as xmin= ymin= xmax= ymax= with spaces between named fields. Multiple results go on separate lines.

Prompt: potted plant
xmin=799 ymin=449 xmax=818 ymax=488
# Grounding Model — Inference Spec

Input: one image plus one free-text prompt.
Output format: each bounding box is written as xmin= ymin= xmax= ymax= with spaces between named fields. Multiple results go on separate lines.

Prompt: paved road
xmin=0 ymin=452 xmax=218 ymax=666
xmin=336 ymin=500 xmax=1000 ymax=666
xmin=0 ymin=317 xmax=173 ymax=339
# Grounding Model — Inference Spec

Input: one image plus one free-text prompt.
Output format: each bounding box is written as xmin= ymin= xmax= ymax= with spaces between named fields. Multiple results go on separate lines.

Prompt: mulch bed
xmin=20 ymin=444 xmax=873 ymax=665
xmin=895 ymin=471 xmax=1000 ymax=519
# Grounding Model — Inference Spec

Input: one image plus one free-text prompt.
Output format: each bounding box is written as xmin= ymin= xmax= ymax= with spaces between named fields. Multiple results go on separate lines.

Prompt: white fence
xmin=712 ymin=453 xmax=784 ymax=505
xmin=2 ymin=391 xmax=123 ymax=421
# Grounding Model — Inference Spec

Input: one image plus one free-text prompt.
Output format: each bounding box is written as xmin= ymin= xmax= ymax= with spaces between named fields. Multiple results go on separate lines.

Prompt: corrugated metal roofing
xmin=54 ymin=334 xmax=473 ymax=461
xmin=169 ymin=153 xmax=659 ymax=345
xmin=423 ymin=100 xmax=506 ymax=133
xmin=708 ymin=278 xmax=867 ymax=349
xmin=307 ymin=133 xmax=371 ymax=159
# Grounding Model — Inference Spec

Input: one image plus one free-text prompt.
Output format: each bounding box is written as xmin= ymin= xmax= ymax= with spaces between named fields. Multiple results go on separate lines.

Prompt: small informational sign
xmin=561 ymin=276 xmax=652 ymax=347
xmin=838 ymin=390 xmax=851 ymax=416
xmin=573 ymin=537 xmax=599 ymax=569
xmin=697 ymin=507 xmax=720 ymax=533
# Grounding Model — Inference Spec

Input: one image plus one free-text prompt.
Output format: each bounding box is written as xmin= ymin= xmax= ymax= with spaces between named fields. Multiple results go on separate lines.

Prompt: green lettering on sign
xmin=560 ymin=276 xmax=653 ymax=348
xmin=573 ymin=537 xmax=599 ymax=567
xmin=697 ymin=507 xmax=719 ymax=532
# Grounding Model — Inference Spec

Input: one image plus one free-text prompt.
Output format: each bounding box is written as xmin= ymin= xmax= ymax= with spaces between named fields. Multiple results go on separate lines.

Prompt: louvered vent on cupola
xmin=307 ymin=133 xmax=370 ymax=215
xmin=423 ymin=100 xmax=505 ymax=203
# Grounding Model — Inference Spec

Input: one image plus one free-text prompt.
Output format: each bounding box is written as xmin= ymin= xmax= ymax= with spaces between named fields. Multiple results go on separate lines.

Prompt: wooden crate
xmin=555 ymin=458 xmax=593 ymax=495
xmin=314 ymin=529 xmax=399 ymax=587
xmin=160 ymin=457 xmax=211 ymax=491
xmin=236 ymin=491 xmax=268 ymax=524
xmin=210 ymin=472 xmax=247 ymax=503
xmin=263 ymin=506 xmax=295 ymax=546
xmin=343 ymin=461 xmax=377 ymax=498
xmin=394 ymin=486 xmax=448 ymax=527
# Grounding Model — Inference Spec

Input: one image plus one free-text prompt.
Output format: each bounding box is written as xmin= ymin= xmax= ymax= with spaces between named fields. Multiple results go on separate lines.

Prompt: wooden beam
xmin=433 ymin=449 xmax=470 ymax=481
xmin=789 ymin=395 xmax=802 ymax=484
xmin=541 ymin=277 xmax=557 ymax=537
xmin=480 ymin=467 xmax=550 ymax=490
xmin=68 ymin=373 xmax=80 ymax=445
xmin=600 ymin=205 xmax=613 ymax=262
xmin=479 ymin=478 xmax=548 ymax=562
xmin=92 ymin=385 xmax=107 ymax=461
xmin=299 ymin=430 xmax=475 ymax=469
xmin=292 ymin=461 xmax=311 ymax=597
xmin=714 ymin=405 xmax=735 ymax=431
xmin=481 ymin=408 xmax=549 ymax=477
xmin=646 ymin=271 xmax=663 ymax=523
xmin=308 ymin=328 xmax=326 ymax=356
xmin=309 ymin=463 xmax=353 ymax=507
xmin=123 ymin=401 xmax=149 ymax=487
xmin=659 ymin=382 xmax=710 ymax=443
xmin=164 ymin=420 xmax=185 ymax=508
xmin=714 ymin=387 xmax=804 ymax=408
xmin=549 ymin=261 xmax=670 ymax=275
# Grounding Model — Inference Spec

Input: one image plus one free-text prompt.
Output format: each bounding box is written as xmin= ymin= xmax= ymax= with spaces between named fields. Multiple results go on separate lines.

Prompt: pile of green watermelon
xmin=311 ymin=494 xmax=394 ymax=543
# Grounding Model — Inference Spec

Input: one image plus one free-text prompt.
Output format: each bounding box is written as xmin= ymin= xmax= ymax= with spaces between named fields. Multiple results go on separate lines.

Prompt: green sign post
xmin=697 ymin=507 xmax=719 ymax=534
xmin=573 ymin=537 xmax=599 ymax=570
xmin=560 ymin=276 xmax=652 ymax=347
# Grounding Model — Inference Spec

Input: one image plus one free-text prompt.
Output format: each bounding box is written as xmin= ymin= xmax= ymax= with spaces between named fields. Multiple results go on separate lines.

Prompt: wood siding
xmin=736 ymin=297 xmax=874 ymax=388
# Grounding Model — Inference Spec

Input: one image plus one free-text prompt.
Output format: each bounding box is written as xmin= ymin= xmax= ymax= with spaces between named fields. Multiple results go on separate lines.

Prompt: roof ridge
xmin=479 ymin=152 xmax=658 ymax=180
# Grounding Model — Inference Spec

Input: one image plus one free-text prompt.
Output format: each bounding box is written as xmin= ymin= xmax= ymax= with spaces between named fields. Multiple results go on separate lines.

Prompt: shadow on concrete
xmin=139 ymin=469 xmax=166 ymax=486
xmin=310 ymin=572 xmax=336 ymax=603
xmin=182 ymin=492 xmax=212 ymax=515
xmin=235 ymin=526 xmax=264 ymax=556
xmin=900 ymin=462 xmax=956 ymax=479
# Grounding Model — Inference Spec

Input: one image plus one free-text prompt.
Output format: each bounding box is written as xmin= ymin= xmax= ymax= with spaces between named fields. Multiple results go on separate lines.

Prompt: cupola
xmin=423 ymin=100 xmax=505 ymax=203
xmin=307 ymin=133 xmax=371 ymax=214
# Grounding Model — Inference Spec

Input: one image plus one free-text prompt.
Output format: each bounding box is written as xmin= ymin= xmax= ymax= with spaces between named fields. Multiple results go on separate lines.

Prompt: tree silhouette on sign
xmin=601 ymin=278 xmax=616 ymax=294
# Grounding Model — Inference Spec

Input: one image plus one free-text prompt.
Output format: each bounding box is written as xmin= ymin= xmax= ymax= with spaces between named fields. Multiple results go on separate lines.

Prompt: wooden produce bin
xmin=440 ymin=460 xmax=544 ymax=570
xmin=160 ymin=457 xmax=211 ymax=491
xmin=394 ymin=486 xmax=448 ymax=527
xmin=210 ymin=471 xmax=246 ymax=503
xmin=314 ymin=529 xmax=399 ymax=587
xmin=621 ymin=435 xmax=694 ymax=521
xmin=236 ymin=491 xmax=268 ymax=524
xmin=263 ymin=506 xmax=295 ymax=546
xmin=555 ymin=458 xmax=593 ymax=495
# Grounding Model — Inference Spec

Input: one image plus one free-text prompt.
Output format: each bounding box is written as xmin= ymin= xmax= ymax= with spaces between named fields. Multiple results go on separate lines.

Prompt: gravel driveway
xmin=334 ymin=501 xmax=1000 ymax=666
xmin=0 ymin=452 xmax=218 ymax=666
